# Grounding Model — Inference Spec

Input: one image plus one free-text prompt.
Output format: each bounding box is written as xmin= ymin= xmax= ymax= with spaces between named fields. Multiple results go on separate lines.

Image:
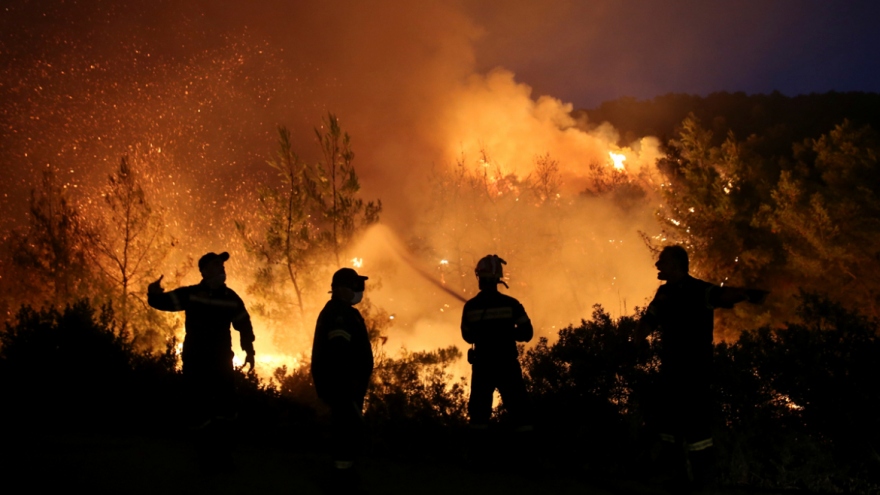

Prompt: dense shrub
xmin=4 ymin=296 xmax=879 ymax=492
xmin=366 ymin=346 xmax=468 ymax=427
xmin=522 ymin=305 xmax=654 ymax=471
xmin=715 ymin=293 xmax=880 ymax=491
xmin=520 ymin=296 xmax=880 ymax=492
xmin=0 ymin=300 xmax=183 ymax=431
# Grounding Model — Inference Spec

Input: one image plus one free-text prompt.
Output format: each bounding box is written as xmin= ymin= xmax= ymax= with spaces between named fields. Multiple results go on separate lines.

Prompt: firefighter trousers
xmin=468 ymin=358 xmax=531 ymax=426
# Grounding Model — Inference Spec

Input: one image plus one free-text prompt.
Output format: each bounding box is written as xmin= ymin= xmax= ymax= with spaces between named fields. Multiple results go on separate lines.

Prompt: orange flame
xmin=609 ymin=151 xmax=627 ymax=171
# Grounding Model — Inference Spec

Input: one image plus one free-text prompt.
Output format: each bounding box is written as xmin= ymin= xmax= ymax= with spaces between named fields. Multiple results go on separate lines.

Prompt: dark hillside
xmin=578 ymin=91 xmax=880 ymax=154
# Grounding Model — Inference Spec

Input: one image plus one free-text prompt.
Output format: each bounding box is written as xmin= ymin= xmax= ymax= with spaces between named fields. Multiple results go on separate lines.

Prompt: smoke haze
xmin=1 ymin=0 xmax=673 ymax=373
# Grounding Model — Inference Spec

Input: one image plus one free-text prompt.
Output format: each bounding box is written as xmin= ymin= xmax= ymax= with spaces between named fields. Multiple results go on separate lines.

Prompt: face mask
xmin=204 ymin=272 xmax=226 ymax=287
xmin=350 ymin=291 xmax=364 ymax=305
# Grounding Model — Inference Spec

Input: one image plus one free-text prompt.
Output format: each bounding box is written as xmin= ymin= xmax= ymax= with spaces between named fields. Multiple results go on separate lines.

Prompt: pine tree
xmin=653 ymin=115 xmax=778 ymax=331
xmin=236 ymin=126 xmax=317 ymax=322
xmin=89 ymin=155 xmax=174 ymax=340
xmin=236 ymin=116 xmax=382 ymax=338
xmin=313 ymin=113 xmax=382 ymax=267
xmin=762 ymin=121 xmax=880 ymax=317
xmin=9 ymin=166 xmax=95 ymax=309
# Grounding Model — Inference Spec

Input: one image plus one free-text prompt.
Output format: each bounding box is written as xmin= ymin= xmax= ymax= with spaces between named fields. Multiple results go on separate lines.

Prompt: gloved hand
xmin=148 ymin=275 xmax=165 ymax=294
xmin=243 ymin=349 xmax=256 ymax=373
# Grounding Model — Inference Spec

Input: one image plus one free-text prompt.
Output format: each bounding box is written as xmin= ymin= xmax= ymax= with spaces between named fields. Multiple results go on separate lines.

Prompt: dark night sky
xmin=466 ymin=0 xmax=880 ymax=108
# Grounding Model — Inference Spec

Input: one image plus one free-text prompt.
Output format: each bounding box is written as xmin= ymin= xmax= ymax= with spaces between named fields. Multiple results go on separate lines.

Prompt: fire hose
xmin=381 ymin=229 xmax=468 ymax=304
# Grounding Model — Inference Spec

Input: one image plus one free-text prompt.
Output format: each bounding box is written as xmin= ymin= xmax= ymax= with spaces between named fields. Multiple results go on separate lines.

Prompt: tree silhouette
xmin=8 ymin=166 xmax=96 ymax=309
xmin=236 ymin=116 xmax=383 ymax=343
xmin=761 ymin=121 xmax=880 ymax=318
xmin=313 ymin=113 xmax=382 ymax=267
xmin=237 ymin=126 xmax=318 ymax=324
xmin=89 ymin=155 xmax=174 ymax=339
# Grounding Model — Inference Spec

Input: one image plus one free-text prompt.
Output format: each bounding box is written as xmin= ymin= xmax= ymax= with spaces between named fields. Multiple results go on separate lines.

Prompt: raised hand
xmin=148 ymin=275 xmax=165 ymax=294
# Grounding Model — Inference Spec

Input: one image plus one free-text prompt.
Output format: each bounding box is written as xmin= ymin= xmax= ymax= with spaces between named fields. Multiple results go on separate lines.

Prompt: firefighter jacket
xmin=148 ymin=282 xmax=254 ymax=364
xmin=311 ymin=298 xmax=374 ymax=404
xmin=461 ymin=289 xmax=532 ymax=361
xmin=644 ymin=275 xmax=731 ymax=378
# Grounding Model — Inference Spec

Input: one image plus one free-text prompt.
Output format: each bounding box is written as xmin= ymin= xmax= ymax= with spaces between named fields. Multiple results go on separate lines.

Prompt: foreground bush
xmin=4 ymin=296 xmax=879 ymax=492
xmin=0 ymin=301 xmax=286 ymax=434
xmin=0 ymin=301 xmax=176 ymax=430
xmin=521 ymin=297 xmax=880 ymax=492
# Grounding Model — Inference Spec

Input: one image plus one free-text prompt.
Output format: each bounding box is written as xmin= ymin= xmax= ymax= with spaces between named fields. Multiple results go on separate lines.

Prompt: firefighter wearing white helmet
xmin=461 ymin=254 xmax=534 ymax=434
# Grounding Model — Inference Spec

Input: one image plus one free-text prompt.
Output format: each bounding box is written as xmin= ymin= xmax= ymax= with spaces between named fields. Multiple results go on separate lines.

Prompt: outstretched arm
xmin=710 ymin=286 xmax=769 ymax=308
xmin=146 ymin=275 xmax=188 ymax=312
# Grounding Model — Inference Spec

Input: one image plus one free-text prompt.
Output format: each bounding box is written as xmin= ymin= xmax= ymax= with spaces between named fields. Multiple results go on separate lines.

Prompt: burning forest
xmin=0 ymin=0 xmax=669 ymax=375
xmin=2 ymin=1 xmax=880 ymax=493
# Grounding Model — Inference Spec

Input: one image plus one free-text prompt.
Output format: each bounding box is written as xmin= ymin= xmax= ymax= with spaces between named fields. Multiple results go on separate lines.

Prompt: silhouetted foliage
xmin=7 ymin=167 xmax=97 ymax=310
xmin=89 ymin=155 xmax=178 ymax=349
xmin=522 ymin=306 xmax=655 ymax=468
xmin=367 ymin=346 xmax=467 ymax=428
xmin=313 ymin=113 xmax=383 ymax=267
xmin=236 ymin=126 xmax=319 ymax=327
xmin=761 ymin=122 xmax=880 ymax=318
xmin=0 ymin=300 xmax=181 ymax=431
xmin=236 ymin=116 xmax=385 ymax=356
xmin=714 ymin=292 xmax=880 ymax=491
xmin=651 ymin=114 xmax=880 ymax=333
xmin=0 ymin=299 xmax=316 ymax=443
xmin=2 ymin=294 xmax=878 ymax=491
xmin=580 ymin=91 xmax=880 ymax=154
xmin=518 ymin=298 xmax=880 ymax=492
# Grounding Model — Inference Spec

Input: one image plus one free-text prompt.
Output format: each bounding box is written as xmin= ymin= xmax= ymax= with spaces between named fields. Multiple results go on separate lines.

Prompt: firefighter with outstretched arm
xmin=147 ymin=251 xmax=255 ymax=471
xmin=636 ymin=245 xmax=767 ymax=490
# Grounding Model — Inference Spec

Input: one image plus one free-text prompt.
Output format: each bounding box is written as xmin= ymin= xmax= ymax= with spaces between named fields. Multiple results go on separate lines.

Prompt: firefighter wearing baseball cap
xmin=147 ymin=251 xmax=255 ymax=470
xmin=462 ymin=255 xmax=534 ymax=433
xmin=311 ymin=267 xmax=374 ymax=490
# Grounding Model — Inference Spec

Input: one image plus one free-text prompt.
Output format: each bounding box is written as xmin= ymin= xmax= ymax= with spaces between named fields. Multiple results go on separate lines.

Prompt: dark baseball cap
xmin=332 ymin=267 xmax=368 ymax=291
xmin=198 ymin=251 xmax=230 ymax=271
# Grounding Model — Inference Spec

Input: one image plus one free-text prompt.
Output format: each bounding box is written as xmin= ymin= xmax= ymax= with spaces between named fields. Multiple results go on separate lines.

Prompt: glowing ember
xmin=352 ymin=257 xmax=363 ymax=268
xmin=439 ymin=259 xmax=449 ymax=265
xmin=609 ymin=151 xmax=627 ymax=170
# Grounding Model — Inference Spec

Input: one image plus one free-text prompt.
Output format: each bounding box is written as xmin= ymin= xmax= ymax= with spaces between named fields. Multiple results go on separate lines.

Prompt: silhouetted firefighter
xmin=637 ymin=245 xmax=767 ymax=491
xmin=461 ymin=255 xmax=534 ymax=465
xmin=147 ymin=251 xmax=255 ymax=471
xmin=311 ymin=267 xmax=373 ymax=493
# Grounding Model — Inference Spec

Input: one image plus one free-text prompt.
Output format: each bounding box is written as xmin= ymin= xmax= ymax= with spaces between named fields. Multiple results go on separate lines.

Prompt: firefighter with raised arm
xmin=147 ymin=251 xmax=255 ymax=471
xmin=462 ymin=254 xmax=534 ymax=449
xmin=311 ymin=267 xmax=374 ymax=492
xmin=637 ymin=245 xmax=767 ymax=490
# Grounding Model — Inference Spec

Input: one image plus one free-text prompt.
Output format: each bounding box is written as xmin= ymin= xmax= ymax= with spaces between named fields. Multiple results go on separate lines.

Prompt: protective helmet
xmin=475 ymin=254 xmax=509 ymax=287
